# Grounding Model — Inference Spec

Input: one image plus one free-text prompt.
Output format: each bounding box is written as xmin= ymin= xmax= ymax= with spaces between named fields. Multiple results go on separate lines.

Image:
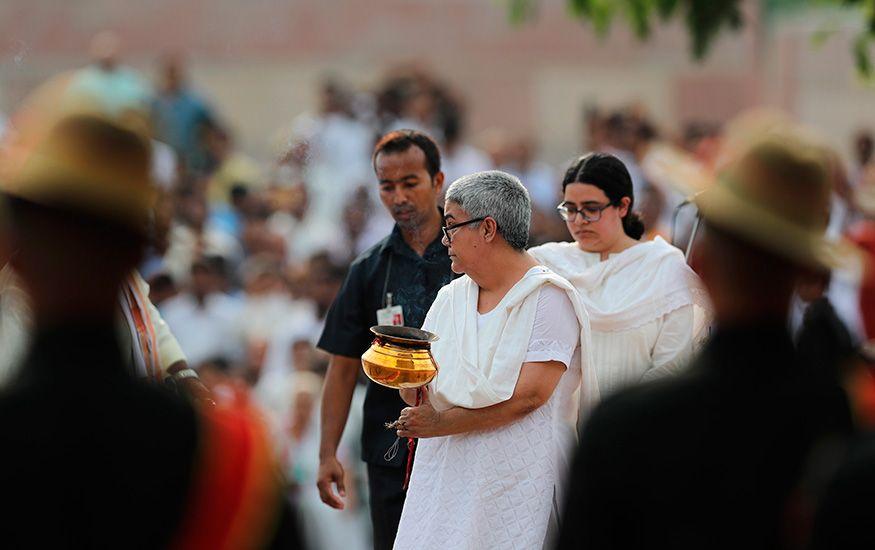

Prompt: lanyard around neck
xmin=382 ymin=254 xmax=393 ymax=308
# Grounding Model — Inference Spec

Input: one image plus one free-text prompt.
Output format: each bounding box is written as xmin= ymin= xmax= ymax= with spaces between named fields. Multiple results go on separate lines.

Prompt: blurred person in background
xmin=530 ymin=153 xmax=710 ymax=398
xmin=286 ymin=370 xmax=371 ymax=550
xmin=209 ymin=183 xmax=254 ymax=240
xmin=145 ymin=271 xmax=177 ymax=307
xmin=162 ymin=185 xmax=243 ymax=285
xmin=557 ymin=131 xmax=854 ymax=550
xmin=794 ymin=268 xmax=856 ymax=386
xmin=809 ymin=150 xmax=872 ymax=346
xmin=151 ymin=53 xmax=215 ymax=178
xmin=803 ymin=142 xmax=875 ymax=550
xmin=824 ymin=150 xmax=856 ymax=240
xmin=582 ymin=106 xmax=608 ymax=152
xmin=308 ymin=252 xmax=352 ymax=341
xmin=161 ymin=255 xmax=245 ymax=368
xmin=239 ymin=254 xmax=300 ymax=348
xmin=203 ymin=120 xmax=264 ymax=205
xmin=438 ymin=98 xmax=490 ymax=187
xmin=0 ymin=84 xmax=300 ymax=547
xmin=847 ymin=175 xmax=875 ymax=341
xmin=501 ymin=136 xmax=557 ymax=214
xmin=267 ymin=178 xmax=345 ymax=267
xmin=240 ymin=198 xmax=288 ymax=261
xmin=600 ymin=111 xmax=647 ymax=200
xmin=316 ymin=130 xmax=453 ymax=550
xmin=636 ymin=117 xmax=688 ymax=234
xmin=378 ymin=70 xmax=441 ymax=140
xmin=682 ymin=120 xmax=724 ymax=170
xmin=336 ymin=185 xmax=400 ymax=263
xmin=637 ymin=183 xmax=669 ymax=240
xmin=852 ymin=129 xmax=873 ymax=185
xmin=289 ymin=77 xmax=374 ymax=227
xmin=68 ymin=30 xmax=153 ymax=116
xmin=241 ymin=254 xmax=322 ymax=441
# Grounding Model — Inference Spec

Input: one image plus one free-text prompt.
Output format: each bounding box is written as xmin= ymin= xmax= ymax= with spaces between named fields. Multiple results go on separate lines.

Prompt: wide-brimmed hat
xmin=655 ymin=126 xmax=862 ymax=270
xmin=0 ymin=72 xmax=155 ymax=233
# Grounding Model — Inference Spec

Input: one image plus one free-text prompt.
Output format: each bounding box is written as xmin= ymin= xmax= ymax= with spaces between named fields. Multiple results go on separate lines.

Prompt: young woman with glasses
xmin=529 ymin=153 xmax=711 ymax=397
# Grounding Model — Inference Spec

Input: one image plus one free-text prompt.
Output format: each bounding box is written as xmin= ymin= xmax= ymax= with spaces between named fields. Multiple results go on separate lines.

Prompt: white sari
xmin=529 ymin=237 xmax=711 ymax=396
xmin=394 ymin=267 xmax=595 ymax=550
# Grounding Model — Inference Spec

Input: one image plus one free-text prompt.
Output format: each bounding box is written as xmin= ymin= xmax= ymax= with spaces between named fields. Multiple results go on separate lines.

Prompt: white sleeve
xmin=642 ymin=304 xmax=695 ymax=381
xmin=524 ymin=285 xmax=580 ymax=368
xmin=133 ymin=272 xmax=187 ymax=371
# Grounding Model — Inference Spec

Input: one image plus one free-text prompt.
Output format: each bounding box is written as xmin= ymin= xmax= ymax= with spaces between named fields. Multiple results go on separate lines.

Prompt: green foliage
xmin=504 ymin=0 xmax=875 ymax=77
xmin=556 ymin=0 xmax=746 ymax=59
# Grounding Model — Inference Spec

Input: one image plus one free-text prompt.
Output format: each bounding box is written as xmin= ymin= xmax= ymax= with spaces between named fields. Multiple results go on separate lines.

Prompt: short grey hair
xmin=445 ymin=170 xmax=531 ymax=251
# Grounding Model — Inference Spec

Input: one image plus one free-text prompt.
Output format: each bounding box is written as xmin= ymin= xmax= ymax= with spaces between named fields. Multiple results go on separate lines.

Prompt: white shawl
xmin=529 ymin=237 xmax=711 ymax=334
xmin=422 ymin=266 xmax=599 ymax=413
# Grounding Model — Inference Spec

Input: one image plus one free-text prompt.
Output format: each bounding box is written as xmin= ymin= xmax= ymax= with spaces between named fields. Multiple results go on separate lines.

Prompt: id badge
xmin=377 ymin=305 xmax=404 ymax=326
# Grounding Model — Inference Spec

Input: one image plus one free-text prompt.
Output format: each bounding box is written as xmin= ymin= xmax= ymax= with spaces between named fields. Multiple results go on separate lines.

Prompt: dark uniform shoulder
xmin=584 ymin=366 xmax=715 ymax=444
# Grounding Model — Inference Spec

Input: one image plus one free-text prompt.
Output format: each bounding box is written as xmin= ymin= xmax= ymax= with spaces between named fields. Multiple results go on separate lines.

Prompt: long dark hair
xmin=561 ymin=153 xmax=645 ymax=239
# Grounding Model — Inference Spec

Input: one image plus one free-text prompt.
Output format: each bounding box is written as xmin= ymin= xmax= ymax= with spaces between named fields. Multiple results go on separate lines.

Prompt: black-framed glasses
xmin=441 ymin=217 xmax=486 ymax=243
xmin=556 ymin=201 xmax=617 ymax=223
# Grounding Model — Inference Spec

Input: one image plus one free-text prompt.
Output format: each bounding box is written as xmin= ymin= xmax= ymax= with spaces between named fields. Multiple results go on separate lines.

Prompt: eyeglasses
xmin=556 ymin=201 xmax=617 ymax=223
xmin=441 ymin=217 xmax=486 ymax=243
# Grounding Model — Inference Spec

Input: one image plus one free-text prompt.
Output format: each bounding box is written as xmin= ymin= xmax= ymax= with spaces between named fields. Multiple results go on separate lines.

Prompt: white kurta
xmin=0 ymin=268 xmax=186 ymax=385
xmin=393 ymin=268 xmax=586 ymax=550
xmin=529 ymin=237 xmax=711 ymax=397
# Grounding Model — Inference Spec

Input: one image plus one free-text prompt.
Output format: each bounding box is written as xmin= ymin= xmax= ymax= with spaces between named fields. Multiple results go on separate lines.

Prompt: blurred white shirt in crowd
xmin=441 ymin=144 xmax=492 ymax=186
xmin=267 ymin=211 xmax=344 ymax=266
xmin=503 ymin=161 xmax=557 ymax=212
xmin=292 ymin=112 xmax=374 ymax=225
xmin=160 ymin=292 xmax=244 ymax=367
xmin=162 ymin=223 xmax=243 ymax=285
xmin=150 ymin=140 xmax=178 ymax=191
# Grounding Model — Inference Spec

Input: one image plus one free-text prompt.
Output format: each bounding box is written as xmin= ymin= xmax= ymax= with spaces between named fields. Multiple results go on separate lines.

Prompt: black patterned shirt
xmin=318 ymin=222 xmax=454 ymax=466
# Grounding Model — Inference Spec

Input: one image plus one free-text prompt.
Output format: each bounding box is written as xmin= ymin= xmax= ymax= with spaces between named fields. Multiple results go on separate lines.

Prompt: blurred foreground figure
xmin=0 ymin=81 xmax=302 ymax=548
xmin=810 ymin=172 xmax=875 ymax=550
xmin=557 ymin=131 xmax=854 ymax=549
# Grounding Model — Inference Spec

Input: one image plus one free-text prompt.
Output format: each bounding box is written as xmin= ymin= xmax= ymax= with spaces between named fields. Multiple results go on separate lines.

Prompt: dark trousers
xmin=367 ymin=463 xmax=406 ymax=550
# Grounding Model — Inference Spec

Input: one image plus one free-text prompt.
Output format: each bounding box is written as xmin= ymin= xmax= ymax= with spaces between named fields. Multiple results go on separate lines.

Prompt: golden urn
xmin=361 ymin=325 xmax=439 ymax=389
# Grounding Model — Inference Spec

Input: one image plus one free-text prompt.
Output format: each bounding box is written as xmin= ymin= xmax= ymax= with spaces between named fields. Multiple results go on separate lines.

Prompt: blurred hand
xmin=180 ymin=377 xmax=216 ymax=407
xmin=317 ymin=456 xmax=346 ymax=509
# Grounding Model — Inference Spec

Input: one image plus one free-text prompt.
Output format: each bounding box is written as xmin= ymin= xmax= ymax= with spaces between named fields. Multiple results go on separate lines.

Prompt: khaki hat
xmin=655 ymin=125 xmax=862 ymax=270
xmin=0 ymin=72 xmax=155 ymax=232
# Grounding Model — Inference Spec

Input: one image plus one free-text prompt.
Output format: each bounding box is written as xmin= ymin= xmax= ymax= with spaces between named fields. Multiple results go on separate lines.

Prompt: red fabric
xmin=402 ymin=388 xmax=423 ymax=490
xmin=171 ymin=404 xmax=277 ymax=550
xmin=849 ymin=222 xmax=875 ymax=339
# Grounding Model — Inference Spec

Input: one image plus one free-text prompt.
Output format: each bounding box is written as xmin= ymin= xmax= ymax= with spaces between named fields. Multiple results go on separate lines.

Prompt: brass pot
xmin=361 ymin=325 xmax=439 ymax=389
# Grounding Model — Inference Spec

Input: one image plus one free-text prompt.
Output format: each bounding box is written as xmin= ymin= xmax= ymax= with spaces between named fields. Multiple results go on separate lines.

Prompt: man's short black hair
xmin=372 ymin=129 xmax=441 ymax=178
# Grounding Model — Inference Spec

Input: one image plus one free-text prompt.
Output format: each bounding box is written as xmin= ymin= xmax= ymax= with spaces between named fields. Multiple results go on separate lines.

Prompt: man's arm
xmin=316 ymin=354 xmax=360 ymax=510
xmin=166 ymin=361 xmax=214 ymax=404
xmin=396 ymin=361 xmax=566 ymax=439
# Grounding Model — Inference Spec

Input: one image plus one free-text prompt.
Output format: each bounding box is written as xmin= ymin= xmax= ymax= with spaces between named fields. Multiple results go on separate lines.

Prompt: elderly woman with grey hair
xmin=391 ymin=171 xmax=598 ymax=550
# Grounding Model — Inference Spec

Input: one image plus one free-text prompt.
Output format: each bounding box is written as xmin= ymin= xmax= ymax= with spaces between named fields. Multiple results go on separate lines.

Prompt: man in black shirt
xmin=317 ymin=130 xmax=454 ymax=550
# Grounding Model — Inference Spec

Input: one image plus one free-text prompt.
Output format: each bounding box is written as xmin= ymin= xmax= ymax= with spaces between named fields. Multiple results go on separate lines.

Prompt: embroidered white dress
xmin=393 ymin=267 xmax=591 ymax=550
xmin=529 ymin=237 xmax=711 ymax=397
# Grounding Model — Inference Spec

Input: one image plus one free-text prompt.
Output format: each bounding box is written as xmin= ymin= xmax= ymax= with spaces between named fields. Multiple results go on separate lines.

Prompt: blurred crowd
xmin=3 ymin=31 xmax=875 ymax=549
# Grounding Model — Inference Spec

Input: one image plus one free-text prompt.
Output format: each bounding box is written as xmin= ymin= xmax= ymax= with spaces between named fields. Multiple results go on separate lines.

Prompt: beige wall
xmin=1 ymin=0 xmax=873 ymax=164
